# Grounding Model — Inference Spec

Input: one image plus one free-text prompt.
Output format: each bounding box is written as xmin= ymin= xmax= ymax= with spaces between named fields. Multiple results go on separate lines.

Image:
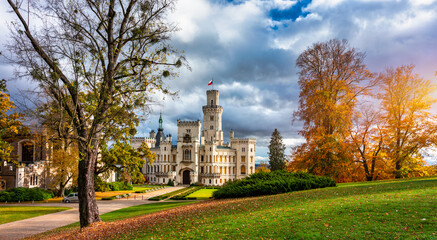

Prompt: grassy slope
xmin=0 ymin=206 xmax=71 ymax=224
xmin=121 ymin=177 xmax=437 ymax=239
xmin=186 ymin=189 xmax=217 ymax=199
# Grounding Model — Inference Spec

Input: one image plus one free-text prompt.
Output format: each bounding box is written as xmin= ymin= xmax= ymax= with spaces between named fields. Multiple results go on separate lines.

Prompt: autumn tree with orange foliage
xmin=377 ymin=65 xmax=437 ymax=178
xmin=291 ymin=39 xmax=374 ymax=181
xmin=0 ymin=79 xmax=28 ymax=163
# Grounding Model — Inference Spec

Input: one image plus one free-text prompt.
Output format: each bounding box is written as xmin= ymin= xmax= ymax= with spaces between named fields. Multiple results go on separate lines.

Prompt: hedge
xmin=0 ymin=187 xmax=54 ymax=202
xmin=212 ymin=171 xmax=336 ymax=199
xmin=94 ymin=180 xmax=133 ymax=192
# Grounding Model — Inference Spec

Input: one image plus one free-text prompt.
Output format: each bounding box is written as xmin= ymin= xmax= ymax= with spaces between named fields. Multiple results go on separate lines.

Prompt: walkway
xmin=0 ymin=186 xmax=185 ymax=240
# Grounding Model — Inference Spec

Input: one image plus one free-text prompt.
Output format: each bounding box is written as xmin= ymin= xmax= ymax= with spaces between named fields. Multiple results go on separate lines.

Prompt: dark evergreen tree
xmin=268 ymin=129 xmax=286 ymax=171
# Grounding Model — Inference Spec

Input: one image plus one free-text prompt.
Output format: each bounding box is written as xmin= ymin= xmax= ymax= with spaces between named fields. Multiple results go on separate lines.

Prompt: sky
xmin=1 ymin=0 xmax=437 ymax=164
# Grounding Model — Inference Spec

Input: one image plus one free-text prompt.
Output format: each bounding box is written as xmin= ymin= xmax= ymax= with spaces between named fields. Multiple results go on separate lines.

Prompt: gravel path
xmin=0 ymin=186 xmax=185 ymax=240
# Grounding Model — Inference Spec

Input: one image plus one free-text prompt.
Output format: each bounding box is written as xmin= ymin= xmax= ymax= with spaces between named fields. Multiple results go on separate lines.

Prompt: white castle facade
xmin=132 ymin=90 xmax=256 ymax=186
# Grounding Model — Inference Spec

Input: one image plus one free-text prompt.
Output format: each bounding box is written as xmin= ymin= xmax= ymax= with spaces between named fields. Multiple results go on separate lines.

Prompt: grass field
xmin=123 ymin=177 xmax=436 ymax=239
xmin=0 ymin=206 xmax=70 ymax=224
xmin=186 ymin=189 xmax=217 ymax=199
xmin=31 ymin=177 xmax=437 ymax=239
xmin=30 ymin=201 xmax=195 ymax=239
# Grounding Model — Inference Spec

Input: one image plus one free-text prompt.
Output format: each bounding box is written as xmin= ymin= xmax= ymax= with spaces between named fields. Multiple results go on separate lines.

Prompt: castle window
xmin=0 ymin=180 xmax=5 ymax=190
xmin=21 ymin=141 xmax=34 ymax=163
xmin=241 ymin=156 xmax=246 ymax=162
xmin=201 ymin=155 xmax=204 ymax=162
xmin=187 ymin=129 xmax=191 ymax=133
xmin=210 ymin=116 xmax=214 ymax=121
xmin=242 ymin=147 xmax=246 ymax=152
xmin=183 ymin=134 xmax=191 ymax=143
xmin=164 ymin=147 xmax=166 ymax=151
xmin=30 ymin=174 xmax=38 ymax=186
xmin=211 ymin=100 xmax=214 ymax=106
xmin=241 ymin=165 xmax=246 ymax=175
xmin=209 ymin=179 xmax=211 ymax=184
xmin=184 ymin=149 xmax=191 ymax=160
xmin=210 ymin=125 xmax=213 ymax=130
xmin=210 ymin=147 xmax=212 ymax=151
xmin=201 ymin=166 xmax=204 ymax=173
xmin=250 ymin=148 xmax=253 ymax=152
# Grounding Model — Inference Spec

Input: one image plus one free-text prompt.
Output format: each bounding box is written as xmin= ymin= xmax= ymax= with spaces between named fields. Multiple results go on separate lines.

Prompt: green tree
xmin=292 ymin=39 xmax=374 ymax=180
xmin=96 ymin=141 xmax=154 ymax=184
xmin=7 ymin=0 xmax=185 ymax=227
xmin=268 ymin=129 xmax=286 ymax=171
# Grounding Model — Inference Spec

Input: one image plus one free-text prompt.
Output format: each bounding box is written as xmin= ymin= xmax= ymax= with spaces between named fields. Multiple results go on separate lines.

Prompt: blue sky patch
xmin=269 ymin=0 xmax=312 ymax=21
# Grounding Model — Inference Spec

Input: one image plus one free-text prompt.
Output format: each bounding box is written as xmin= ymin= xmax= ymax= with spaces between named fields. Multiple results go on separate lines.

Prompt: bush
xmin=107 ymin=182 xmax=133 ymax=191
xmin=94 ymin=180 xmax=133 ymax=192
xmin=102 ymin=196 xmax=116 ymax=200
xmin=212 ymin=171 xmax=336 ymax=199
xmin=0 ymin=187 xmax=54 ymax=202
xmin=167 ymin=179 xmax=174 ymax=186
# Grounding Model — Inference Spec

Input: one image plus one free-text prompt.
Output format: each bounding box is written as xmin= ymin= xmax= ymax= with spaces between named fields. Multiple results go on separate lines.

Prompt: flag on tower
xmin=208 ymin=79 xmax=213 ymax=86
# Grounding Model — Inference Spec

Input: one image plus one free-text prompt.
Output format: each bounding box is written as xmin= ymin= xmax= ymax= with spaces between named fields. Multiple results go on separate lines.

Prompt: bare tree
xmin=6 ymin=0 xmax=185 ymax=227
xmin=349 ymin=105 xmax=384 ymax=181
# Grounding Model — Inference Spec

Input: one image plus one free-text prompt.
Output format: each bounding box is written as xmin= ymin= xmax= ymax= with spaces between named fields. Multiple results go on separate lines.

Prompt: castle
xmin=132 ymin=90 xmax=256 ymax=186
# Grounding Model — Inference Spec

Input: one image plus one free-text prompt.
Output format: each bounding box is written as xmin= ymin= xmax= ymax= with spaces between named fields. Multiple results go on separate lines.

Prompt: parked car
xmin=62 ymin=193 xmax=79 ymax=203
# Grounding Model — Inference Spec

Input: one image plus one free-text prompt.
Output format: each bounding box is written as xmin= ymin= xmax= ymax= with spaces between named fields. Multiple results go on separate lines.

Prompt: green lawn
xmin=100 ymin=201 xmax=195 ymax=222
xmin=118 ymin=177 xmax=437 ymax=239
xmin=186 ymin=189 xmax=217 ymax=199
xmin=0 ymin=206 xmax=71 ymax=224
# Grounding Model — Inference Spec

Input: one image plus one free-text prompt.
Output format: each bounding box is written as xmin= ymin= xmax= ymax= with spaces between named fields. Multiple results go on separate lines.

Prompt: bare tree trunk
xmin=395 ymin=160 xmax=402 ymax=179
xmin=78 ymin=139 xmax=101 ymax=227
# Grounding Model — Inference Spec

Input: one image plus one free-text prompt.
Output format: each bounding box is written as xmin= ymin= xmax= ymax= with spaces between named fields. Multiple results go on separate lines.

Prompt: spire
xmin=158 ymin=112 xmax=163 ymax=130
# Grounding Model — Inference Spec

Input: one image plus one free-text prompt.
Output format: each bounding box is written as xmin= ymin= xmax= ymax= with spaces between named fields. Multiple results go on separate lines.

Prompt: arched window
xmin=184 ymin=149 xmax=191 ymax=160
xmin=241 ymin=165 xmax=246 ymax=175
xmin=0 ymin=180 xmax=6 ymax=190
xmin=21 ymin=141 xmax=34 ymax=163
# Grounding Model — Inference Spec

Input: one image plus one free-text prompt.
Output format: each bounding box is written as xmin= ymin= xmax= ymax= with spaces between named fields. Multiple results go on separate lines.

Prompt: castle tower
xmin=202 ymin=90 xmax=224 ymax=146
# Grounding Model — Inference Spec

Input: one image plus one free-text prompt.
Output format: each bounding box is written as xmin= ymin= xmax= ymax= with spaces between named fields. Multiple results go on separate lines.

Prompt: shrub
xmin=0 ymin=187 xmax=54 ymax=202
xmin=213 ymin=171 xmax=336 ymax=199
xmin=102 ymin=196 xmax=117 ymax=200
xmin=95 ymin=180 xmax=133 ymax=192
xmin=167 ymin=179 xmax=174 ymax=186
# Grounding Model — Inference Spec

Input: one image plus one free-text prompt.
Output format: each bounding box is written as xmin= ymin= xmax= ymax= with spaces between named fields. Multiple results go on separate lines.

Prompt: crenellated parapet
xmin=177 ymin=120 xmax=201 ymax=127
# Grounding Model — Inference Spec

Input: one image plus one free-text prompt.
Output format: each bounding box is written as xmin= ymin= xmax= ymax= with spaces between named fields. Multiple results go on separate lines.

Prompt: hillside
xmin=42 ymin=177 xmax=436 ymax=239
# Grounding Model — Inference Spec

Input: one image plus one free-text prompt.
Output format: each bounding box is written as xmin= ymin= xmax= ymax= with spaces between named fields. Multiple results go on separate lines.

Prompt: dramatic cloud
xmin=1 ymin=0 xmax=436 ymax=163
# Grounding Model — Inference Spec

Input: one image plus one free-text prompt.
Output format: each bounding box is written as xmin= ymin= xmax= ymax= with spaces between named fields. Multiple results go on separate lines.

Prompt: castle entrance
xmin=182 ymin=170 xmax=190 ymax=185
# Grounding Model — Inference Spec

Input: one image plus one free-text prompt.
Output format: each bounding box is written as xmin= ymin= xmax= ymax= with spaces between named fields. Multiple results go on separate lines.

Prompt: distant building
xmin=0 ymin=134 xmax=51 ymax=190
xmin=133 ymin=90 xmax=256 ymax=186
